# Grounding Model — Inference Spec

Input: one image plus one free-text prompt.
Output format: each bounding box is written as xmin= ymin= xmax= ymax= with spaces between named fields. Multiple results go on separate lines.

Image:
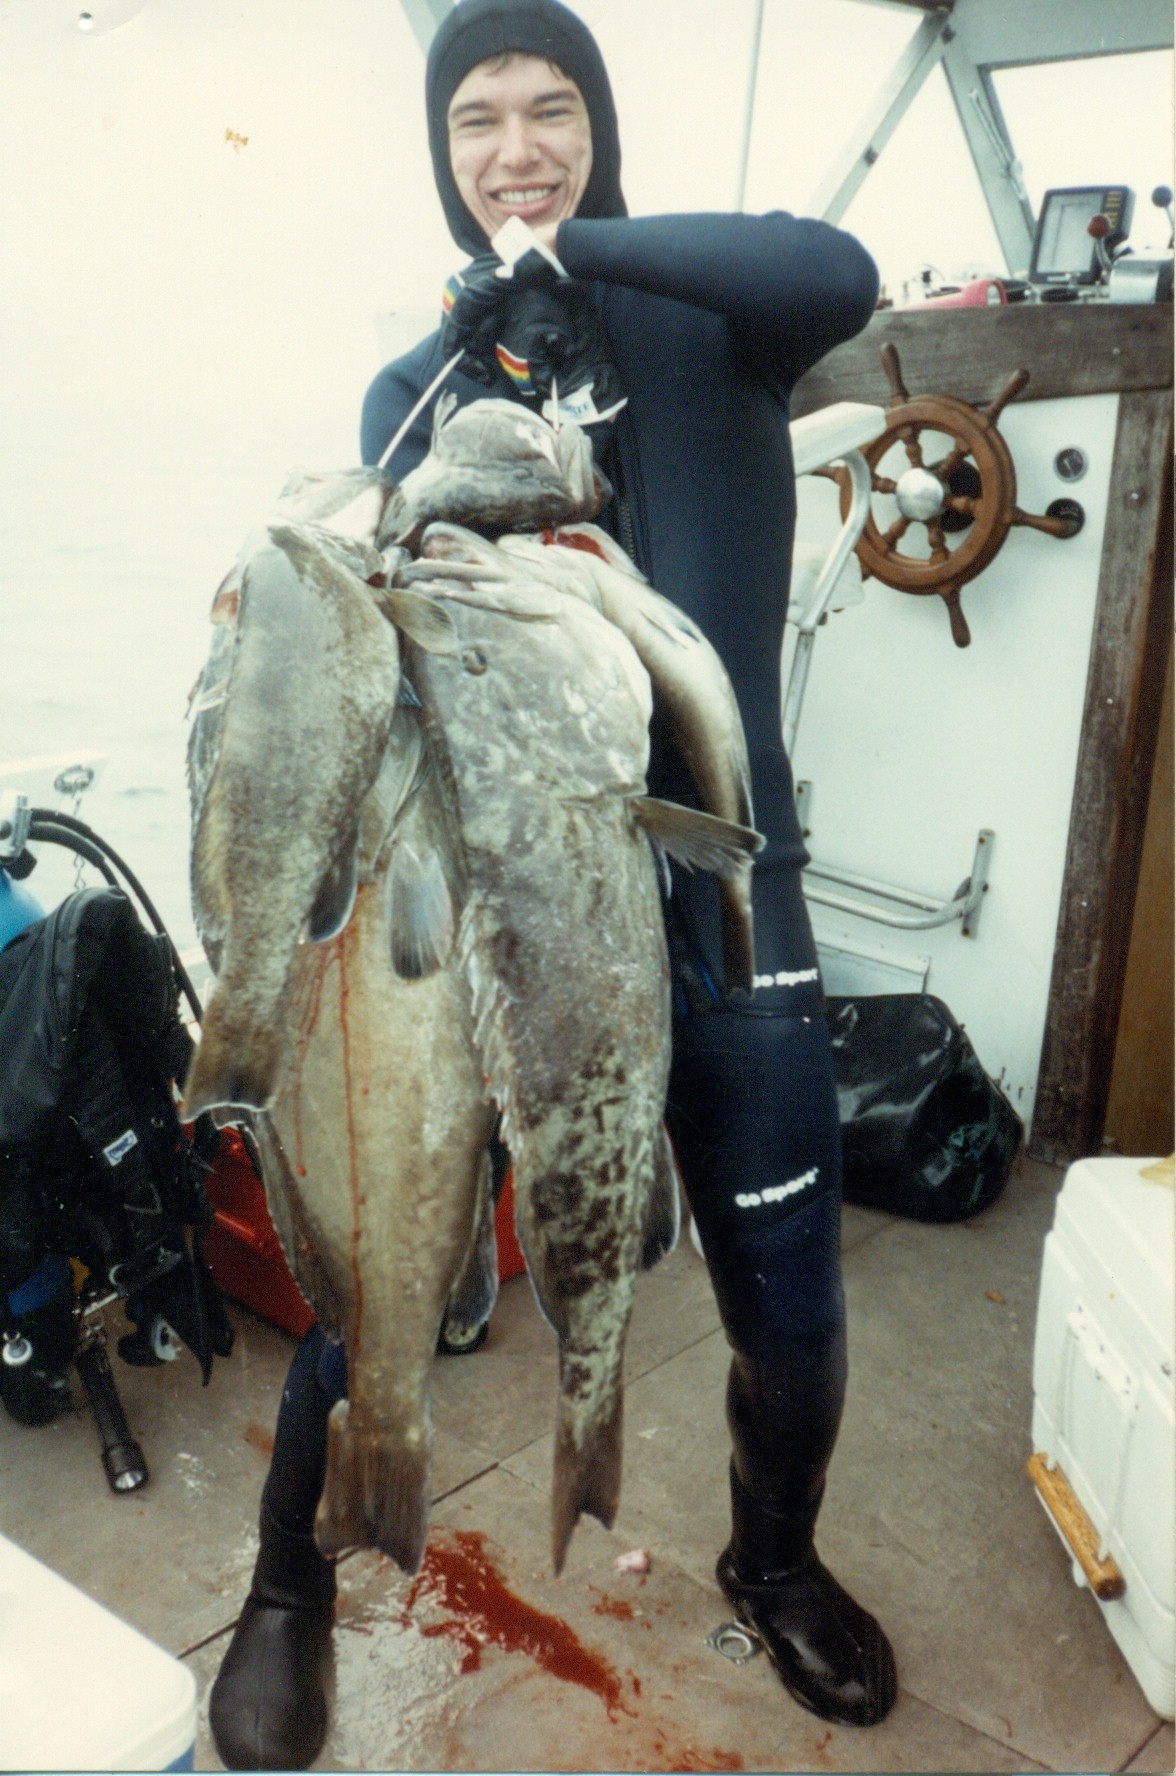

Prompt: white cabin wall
xmin=787 ymin=391 xmax=1122 ymax=1133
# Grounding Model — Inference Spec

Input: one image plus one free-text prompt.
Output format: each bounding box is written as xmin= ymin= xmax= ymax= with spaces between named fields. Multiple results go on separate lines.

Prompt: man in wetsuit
xmin=210 ymin=3 xmax=895 ymax=1765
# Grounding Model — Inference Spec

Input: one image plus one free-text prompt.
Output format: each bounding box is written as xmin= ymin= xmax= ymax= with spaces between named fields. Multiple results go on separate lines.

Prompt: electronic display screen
xmin=1030 ymin=187 xmax=1134 ymax=284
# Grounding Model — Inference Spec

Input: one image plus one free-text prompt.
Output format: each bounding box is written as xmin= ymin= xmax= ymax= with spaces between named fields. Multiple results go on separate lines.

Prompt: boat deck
xmin=1 ymin=1155 xmax=1171 ymax=1773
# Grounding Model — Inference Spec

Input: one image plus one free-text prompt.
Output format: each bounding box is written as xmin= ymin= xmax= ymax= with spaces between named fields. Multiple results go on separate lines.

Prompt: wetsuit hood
xmin=426 ymin=0 xmax=627 ymax=256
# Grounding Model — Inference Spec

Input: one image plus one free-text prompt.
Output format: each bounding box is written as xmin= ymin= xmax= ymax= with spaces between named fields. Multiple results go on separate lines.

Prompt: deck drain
xmin=705 ymin=1622 xmax=763 ymax=1665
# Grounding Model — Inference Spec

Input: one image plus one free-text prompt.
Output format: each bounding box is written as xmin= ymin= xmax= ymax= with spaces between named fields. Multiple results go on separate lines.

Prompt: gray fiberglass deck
xmin=1 ymin=1156 xmax=1171 ymax=1774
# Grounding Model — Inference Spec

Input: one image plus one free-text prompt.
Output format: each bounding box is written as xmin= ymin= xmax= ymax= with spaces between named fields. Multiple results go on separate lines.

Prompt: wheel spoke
xmin=880 ymin=515 xmax=911 ymax=553
xmin=926 ymin=518 xmax=949 ymax=561
xmin=871 ymin=474 xmax=897 ymax=495
xmin=945 ymin=494 xmax=978 ymax=517
xmin=901 ymin=426 xmax=925 ymax=469
xmin=983 ymin=368 xmax=1029 ymax=426
xmin=881 ymin=342 xmax=910 ymax=405
xmin=1012 ymin=505 xmax=1079 ymax=537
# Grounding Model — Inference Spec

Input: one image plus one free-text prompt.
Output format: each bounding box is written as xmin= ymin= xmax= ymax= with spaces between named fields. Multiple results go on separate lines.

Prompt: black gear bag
xmin=827 ymin=993 xmax=1023 ymax=1223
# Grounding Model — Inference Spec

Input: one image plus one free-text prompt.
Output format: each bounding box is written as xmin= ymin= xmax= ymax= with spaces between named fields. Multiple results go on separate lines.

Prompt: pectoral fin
xmin=389 ymin=840 xmax=456 ymax=978
xmin=375 ymin=585 xmax=458 ymax=654
xmin=642 ymin=1127 xmax=682 ymax=1270
xmin=632 ymin=797 xmax=763 ymax=876
xmin=633 ymin=800 xmax=761 ymax=999
xmin=442 ymin=1148 xmax=499 ymax=1343
xmin=306 ymin=832 xmax=359 ymax=942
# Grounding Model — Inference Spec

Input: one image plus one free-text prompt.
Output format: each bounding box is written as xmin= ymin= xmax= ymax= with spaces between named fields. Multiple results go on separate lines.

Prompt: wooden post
xmin=1030 ymin=387 xmax=1174 ymax=1163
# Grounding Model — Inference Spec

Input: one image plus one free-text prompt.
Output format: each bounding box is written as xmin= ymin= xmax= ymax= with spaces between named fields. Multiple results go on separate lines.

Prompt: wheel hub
xmin=895 ymin=465 xmax=947 ymax=522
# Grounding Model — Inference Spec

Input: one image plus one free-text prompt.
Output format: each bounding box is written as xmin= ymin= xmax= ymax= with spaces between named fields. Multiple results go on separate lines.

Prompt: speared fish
xmin=184 ymin=487 xmax=490 ymax=1573
xmin=399 ymin=542 xmax=759 ymax=1568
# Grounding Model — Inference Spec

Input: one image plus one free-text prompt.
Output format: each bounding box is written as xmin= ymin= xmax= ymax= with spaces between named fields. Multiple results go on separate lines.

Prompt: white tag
xmin=103 ymin=1128 xmax=139 ymax=1167
xmin=542 ymin=388 xmax=627 ymax=428
xmin=491 ymin=216 xmax=568 ymax=278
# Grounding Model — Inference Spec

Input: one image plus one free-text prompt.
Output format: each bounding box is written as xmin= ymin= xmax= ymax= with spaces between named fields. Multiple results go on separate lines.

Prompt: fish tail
xmin=314 ymin=1400 xmax=431 ymax=1574
xmin=181 ymin=996 xmax=284 ymax=1117
xmin=551 ymin=1389 xmax=623 ymax=1575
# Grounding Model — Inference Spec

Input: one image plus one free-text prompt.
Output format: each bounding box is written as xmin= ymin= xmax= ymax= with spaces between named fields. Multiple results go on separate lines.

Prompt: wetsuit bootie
xmin=716 ymin=1462 xmax=897 ymax=1728
xmin=208 ymin=1504 xmax=336 ymax=1771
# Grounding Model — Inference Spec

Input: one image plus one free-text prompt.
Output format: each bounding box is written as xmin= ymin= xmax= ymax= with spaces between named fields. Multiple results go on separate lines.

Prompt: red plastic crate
xmin=495 ymin=1168 xmax=527 ymax=1282
xmin=201 ymin=1128 xmax=315 ymax=1341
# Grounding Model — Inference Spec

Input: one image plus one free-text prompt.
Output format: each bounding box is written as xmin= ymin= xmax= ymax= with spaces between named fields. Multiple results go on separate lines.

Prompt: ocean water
xmin=2 ymin=400 xmax=360 ymax=962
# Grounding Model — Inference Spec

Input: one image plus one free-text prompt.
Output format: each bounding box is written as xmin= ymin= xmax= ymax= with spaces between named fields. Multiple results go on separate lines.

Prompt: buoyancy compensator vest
xmin=0 ymin=887 xmax=232 ymax=1382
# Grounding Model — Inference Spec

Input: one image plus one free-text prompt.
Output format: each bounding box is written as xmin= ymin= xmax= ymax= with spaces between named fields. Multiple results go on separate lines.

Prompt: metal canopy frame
xmin=809 ymin=0 xmax=1173 ymax=273
xmin=735 ymin=0 xmax=1173 ymax=272
xmin=400 ymin=0 xmax=451 ymax=54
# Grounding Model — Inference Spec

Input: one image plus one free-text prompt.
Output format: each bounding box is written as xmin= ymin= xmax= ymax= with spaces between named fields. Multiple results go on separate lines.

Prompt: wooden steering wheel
xmin=828 ymin=343 xmax=1078 ymax=646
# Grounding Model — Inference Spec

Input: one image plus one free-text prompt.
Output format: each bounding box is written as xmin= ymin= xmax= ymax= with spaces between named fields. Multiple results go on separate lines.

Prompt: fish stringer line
xmin=378 ymin=350 xmax=466 ymax=472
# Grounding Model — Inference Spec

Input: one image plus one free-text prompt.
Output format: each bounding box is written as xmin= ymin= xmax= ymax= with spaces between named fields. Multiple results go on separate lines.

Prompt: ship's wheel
xmin=825 ymin=342 xmax=1078 ymax=646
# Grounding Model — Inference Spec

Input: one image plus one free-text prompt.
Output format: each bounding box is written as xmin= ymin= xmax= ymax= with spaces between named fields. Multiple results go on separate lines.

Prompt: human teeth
xmin=496 ymin=187 xmax=555 ymax=203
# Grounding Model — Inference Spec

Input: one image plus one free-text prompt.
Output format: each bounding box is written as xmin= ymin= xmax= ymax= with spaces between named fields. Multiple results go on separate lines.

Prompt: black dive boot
xmin=717 ymin=1462 xmax=897 ymax=1727
xmin=716 ymin=1345 xmax=897 ymax=1727
xmin=208 ymin=1502 xmax=336 ymax=1771
xmin=210 ymin=1328 xmax=343 ymax=1770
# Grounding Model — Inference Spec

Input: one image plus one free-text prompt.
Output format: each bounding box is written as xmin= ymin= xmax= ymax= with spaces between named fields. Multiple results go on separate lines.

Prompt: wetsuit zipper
xmin=607 ymin=407 xmax=645 ymax=574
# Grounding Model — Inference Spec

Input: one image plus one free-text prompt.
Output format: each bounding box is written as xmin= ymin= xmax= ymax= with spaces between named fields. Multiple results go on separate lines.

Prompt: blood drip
xmin=404 ymin=1530 xmax=635 ymax=1719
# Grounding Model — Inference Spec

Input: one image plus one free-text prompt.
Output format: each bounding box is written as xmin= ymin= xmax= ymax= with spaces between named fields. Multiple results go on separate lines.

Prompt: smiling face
xmin=447 ymin=52 xmax=593 ymax=250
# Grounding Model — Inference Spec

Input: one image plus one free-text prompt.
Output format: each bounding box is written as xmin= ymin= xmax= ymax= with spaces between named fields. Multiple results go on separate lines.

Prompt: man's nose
xmin=497 ymin=112 xmax=541 ymax=166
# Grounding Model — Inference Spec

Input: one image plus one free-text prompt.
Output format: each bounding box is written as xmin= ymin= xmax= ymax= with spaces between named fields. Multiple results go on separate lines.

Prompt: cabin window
xmin=834 ymin=62 xmax=1006 ymax=301
xmin=580 ymin=0 xmax=919 ymax=217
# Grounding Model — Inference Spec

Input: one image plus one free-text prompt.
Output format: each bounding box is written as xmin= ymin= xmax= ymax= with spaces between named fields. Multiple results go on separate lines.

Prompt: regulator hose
xmin=27 ymin=808 xmax=203 ymax=1024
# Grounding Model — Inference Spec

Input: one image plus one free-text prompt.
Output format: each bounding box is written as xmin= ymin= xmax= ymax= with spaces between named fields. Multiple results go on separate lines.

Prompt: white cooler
xmin=0 ymin=1533 xmax=197 ymax=1770
xmin=1029 ymin=1154 xmax=1175 ymax=1719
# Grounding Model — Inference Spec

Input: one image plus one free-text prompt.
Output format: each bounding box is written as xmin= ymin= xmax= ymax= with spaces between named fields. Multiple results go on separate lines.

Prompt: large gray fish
xmin=258 ymin=752 xmax=496 ymax=1573
xmin=401 ymin=545 xmax=761 ymax=1571
xmin=420 ymin=520 xmax=762 ymax=994
xmin=184 ymin=486 xmax=490 ymax=1573
xmin=379 ymin=393 xmax=611 ymax=548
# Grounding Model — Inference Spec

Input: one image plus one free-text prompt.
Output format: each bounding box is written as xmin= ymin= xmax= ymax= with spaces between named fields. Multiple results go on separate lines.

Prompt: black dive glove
xmin=494 ymin=282 xmax=626 ymax=424
xmin=441 ymin=250 xmax=559 ymax=384
xmin=440 ymin=253 xmax=626 ymax=424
